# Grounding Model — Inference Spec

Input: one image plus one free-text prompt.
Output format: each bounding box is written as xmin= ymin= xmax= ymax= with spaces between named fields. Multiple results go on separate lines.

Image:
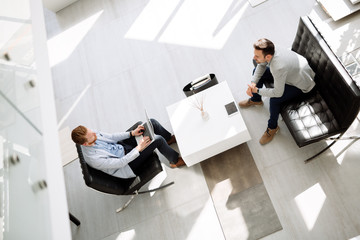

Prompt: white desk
xmin=166 ymin=81 xmax=251 ymax=166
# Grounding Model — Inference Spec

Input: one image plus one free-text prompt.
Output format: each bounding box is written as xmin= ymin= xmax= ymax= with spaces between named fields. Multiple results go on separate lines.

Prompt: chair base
xmin=304 ymin=134 xmax=360 ymax=163
xmin=116 ymin=181 xmax=175 ymax=213
xmin=116 ymin=192 xmax=138 ymax=213
xmin=69 ymin=213 xmax=81 ymax=226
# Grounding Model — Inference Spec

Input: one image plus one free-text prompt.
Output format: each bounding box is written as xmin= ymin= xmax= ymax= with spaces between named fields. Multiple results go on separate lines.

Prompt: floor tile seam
xmin=253 ymin=155 xmax=296 ymax=197
xmin=315 ymin=158 xmax=360 ymax=233
xmin=88 ymin=50 xmax=174 ymax=87
xmin=167 ymin=190 xmax=227 ymax=240
xmin=252 ymin=177 xmax=308 ymax=240
xmin=249 ymin=147 xmax=294 ymax=175
xmin=51 ymin=48 xmax=93 ymax=100
xmin=116 ymin=191 xmax=213 ymax=233
xmin=116 ymin=211 xmax=158 ymax=233
xmin=64 ymin=1 xmax=142 ymax=27
xmin=198 ymin=184 xmax=227 ymax=240
xmin=207 ymin=181 xmax=283 ymax=240
xmin=216 ymin=182 xmax=266 ymax=200
xmin=258 ymin=156 xmax=358 ymax=236
xmin=255 ymin=151 xmax=305 ymax=172
xmin=53 ymin=84 xmax=93 ymax=103
xmin=91 ymin=70 xmax=132 ymax=87
xmin=200 ymin=161 xmax=267 ymax=239
xmin=206 ymin=177 xmax=266 ymax=206
xmin=98 ymin=229 xmax=123 ymax=240
xmin=325 ymin=192 xmax=359 ymax=235
xmin=72 ymin=45 xmax=178 ymax=86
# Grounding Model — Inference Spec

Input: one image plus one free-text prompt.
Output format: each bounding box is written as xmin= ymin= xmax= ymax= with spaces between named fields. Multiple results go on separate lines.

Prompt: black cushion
xmin=281 ymin=92 xmax=341 ymax=147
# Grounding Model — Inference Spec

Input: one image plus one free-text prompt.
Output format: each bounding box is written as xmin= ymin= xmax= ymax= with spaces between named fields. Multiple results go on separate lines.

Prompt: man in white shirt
xmin=238 ymin=38 xmax=315 ymax=145
xmin=71 ymin=119 xmax=185 ymax=179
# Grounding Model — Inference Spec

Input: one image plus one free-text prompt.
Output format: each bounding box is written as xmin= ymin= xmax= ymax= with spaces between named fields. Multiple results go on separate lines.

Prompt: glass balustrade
xmin=1 ymin=0 xmax=70 ymax=239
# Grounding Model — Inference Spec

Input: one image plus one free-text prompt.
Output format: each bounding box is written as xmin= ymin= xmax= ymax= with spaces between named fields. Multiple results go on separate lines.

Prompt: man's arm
xmin=257 ymin=67 xmax=287 ymax=98
xmin=252 ymin=63 xmax=267 ymax=84
xmin=84 ymin=135 xmax=150 ymax=171
xmin=87 ymin=148 xmax=140 ymax=170
xmin=99 ymin=131 xmax=132 ymax=143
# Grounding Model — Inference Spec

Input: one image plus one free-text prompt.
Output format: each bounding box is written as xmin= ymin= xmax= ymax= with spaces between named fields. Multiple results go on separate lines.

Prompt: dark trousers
xmin=119 ymin=119 xmax=179 ymax=175
xmin=250 ymin=67 xmax=305 ymax=129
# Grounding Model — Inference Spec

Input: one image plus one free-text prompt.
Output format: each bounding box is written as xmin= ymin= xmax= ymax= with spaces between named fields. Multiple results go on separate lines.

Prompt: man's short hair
xmin=253 ymin=38 xmax=275 ymax=57
xmin=71 ymin=125 xmax=88 ymax=144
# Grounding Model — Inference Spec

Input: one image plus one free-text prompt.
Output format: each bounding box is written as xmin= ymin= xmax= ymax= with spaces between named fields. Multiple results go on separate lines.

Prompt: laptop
xmin=135 ymin=109 xmax=155 ymax=148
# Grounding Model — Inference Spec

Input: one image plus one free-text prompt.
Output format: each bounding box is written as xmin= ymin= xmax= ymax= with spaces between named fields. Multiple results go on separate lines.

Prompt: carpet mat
xmin=200 ymin=143 xmax=282 ymax=240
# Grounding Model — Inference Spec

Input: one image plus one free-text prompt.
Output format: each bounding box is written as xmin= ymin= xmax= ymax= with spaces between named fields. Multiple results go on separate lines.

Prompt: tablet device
xmin=225 ymin=102 xmax=239 ymax=116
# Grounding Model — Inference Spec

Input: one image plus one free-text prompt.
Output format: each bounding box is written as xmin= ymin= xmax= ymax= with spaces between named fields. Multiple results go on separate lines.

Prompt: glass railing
xmin=308 ymin=6 xmax=360 ymax=89
xmin=1 ymin=0 xmax=70 ymax=239
xmin=0 ymin=91 xmax=51 ymax=239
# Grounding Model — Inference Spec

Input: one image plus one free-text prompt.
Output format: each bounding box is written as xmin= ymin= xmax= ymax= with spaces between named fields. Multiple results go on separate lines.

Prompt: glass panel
xmin=1 ymin=0 xmax=51 ymax=239
xmin=0 ymin=92 xmax=51 ymax=239
xmin=0 ymin=0 xmax=41 ymax=132
xmin=308 ymin=11 xmax=360 ymax=88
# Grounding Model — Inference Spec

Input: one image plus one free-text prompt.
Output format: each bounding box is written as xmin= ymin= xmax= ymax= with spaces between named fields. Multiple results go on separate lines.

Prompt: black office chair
xmin=75 ymin=122 xmax=174 ymax=213
xmin=183 ymin=73 xmax=218 ymax=97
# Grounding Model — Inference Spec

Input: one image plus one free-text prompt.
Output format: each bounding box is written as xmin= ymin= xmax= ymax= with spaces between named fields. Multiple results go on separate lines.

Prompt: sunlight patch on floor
xmin=186 ymin=198 xmax=226 ymax=239
xmin=57 ymin=83 xmax=91 ymax=129
xmin=147 ymin=162 xmax=167 ymax=197
xmin=47 ymin=10 xmax=103 ymax=67
xmin=124 ymin=0 xmax=179 ymax=41
xmin=125 ymin=0 xmax=249 ymax=49
xmin=295 ymin=183 xmax=326 ymax=230
xmin=115 ymin=229 xmax=136 ymax=240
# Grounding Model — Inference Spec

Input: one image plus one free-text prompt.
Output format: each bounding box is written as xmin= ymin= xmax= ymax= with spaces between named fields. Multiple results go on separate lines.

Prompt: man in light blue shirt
xmin=238 ymin=38 xmax=315 ymax=145
xmin=71 ymin=119 xmax=185 ymax=179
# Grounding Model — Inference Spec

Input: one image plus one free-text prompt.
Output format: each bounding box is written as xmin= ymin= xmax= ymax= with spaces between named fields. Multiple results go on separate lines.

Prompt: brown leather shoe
xmin=238 ymin=99 xmax=263 ymax=108
xmin=170 ymin=157 xmax=186 ymax=168
xmin=259 ymin=126 xmax=280 ymax=145
xmin=167 ymin=135 xmax=177 ymax=145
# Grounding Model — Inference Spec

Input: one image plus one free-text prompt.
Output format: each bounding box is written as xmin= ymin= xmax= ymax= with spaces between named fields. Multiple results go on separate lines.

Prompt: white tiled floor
xmin=46 ymin=0 xmax=360 ymax=239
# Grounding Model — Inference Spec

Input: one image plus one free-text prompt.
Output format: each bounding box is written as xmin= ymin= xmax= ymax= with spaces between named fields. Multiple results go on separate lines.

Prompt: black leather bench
xmin=265 ymin=16 xmax=360 ymax=161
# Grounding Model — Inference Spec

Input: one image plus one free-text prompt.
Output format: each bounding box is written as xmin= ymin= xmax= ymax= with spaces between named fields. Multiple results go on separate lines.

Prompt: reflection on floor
xmin=46 ymin=0 xmax=360 ymax=239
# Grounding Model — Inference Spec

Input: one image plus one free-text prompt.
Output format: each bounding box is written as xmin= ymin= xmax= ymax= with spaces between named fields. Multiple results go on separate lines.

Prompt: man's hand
xmin=246 ymin=82 xmax=258 ymax=97
xmin=132 ymin=125 xmax=145 ymax=137
xmin=136 ymin=136 xmax=151 ymax=152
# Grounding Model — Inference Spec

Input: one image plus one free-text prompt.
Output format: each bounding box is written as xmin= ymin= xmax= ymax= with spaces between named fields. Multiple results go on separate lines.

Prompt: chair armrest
xmin=127 ymin=121 xmax=143 ymax=132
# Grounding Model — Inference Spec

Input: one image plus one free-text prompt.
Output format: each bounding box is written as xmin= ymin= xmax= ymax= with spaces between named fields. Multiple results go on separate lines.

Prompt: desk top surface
xmin=166 ymin=81 xmax=250 ymax=158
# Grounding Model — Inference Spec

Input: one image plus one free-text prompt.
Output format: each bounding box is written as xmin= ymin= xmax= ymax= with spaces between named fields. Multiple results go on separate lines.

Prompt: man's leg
xmin=150 ymin=118 xmax=175 ymax=144
xmin=260 ymin=84 xmax=304 ymax=145
xmin=150 ymin=119 xmax=171 ymax=138
xmin=267 ymin=84 xmax=304 ymax=129
xmin=129 ymin=135 xmax=180 ymax=174
xmin=122 ymin=119 xmax=174 ymax=146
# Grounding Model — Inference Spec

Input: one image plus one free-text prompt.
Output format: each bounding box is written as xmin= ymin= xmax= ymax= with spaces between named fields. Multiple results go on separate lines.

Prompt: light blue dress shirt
xmin=81 ymin=130 xmax=140 ymax=178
